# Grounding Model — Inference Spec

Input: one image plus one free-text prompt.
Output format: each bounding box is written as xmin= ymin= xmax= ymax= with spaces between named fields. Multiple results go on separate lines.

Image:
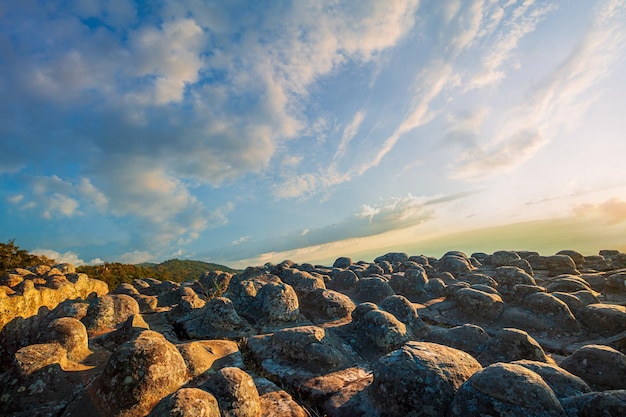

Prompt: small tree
xmin=0 ymin=239 xmax=54 ymax=275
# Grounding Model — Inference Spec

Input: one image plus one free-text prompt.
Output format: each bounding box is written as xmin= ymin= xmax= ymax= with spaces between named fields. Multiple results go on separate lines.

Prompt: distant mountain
xmin=77 ymin=259 xmax=240 ymax=289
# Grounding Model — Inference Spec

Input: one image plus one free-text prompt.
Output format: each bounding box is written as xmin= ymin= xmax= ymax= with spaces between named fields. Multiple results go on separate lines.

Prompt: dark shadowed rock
xmin=560 ymin=344 xmax=626 ymax=391
xmin=491 ymin=250 xmax=521 ymax=266
xmin=178 ymin=297 xmax=252 ymax=339
xmin=198 ymin=270 xmax=233 ymax=298
xmin=328 ymin=269 xmax=359 ymax=292
xmin=370 ymin=341 xmax=482 ymax=417
xmin=511 ymin=360 xmax=591 ymax=399
xmin=252 ymin=281 xmax=299 ymax=323
xmin=374 ymin=252 xmax=409 ymax=264
xmin=462 ymin=272 xmax=498 ymax=288
xmin=492 ymin=266 xmax=536 ymax=301
xmin=448 ymin=363 xmax=566 ymax=417
xmin=546 ymin=254 xmax=580 ymax=276
xmin=556 ymin=250 xmax=585 ymax=268
xmin=203 ymin=367 xmax=261 ymax=417
xmin=354 ymin=277 xmax=394 ymax=303
xmin=477 ymin=328 xmax=549 ymax=366
xmin=583 ymin=255 xmax=612 ymax=272
xmin=268 ymin=326 xmax=350 ymax=372
xmin=562 ymin=390 xmax=626 ymax=417
xmin=546 ymin=275 xmax=593 ymax=293
xmin=522 ymin=292 xmax=579 ymax=333
xmin=388 ymin=266 xmax=428 ymax=299
xmin=82 ymin=294 xmax=140 ymax=335
xmin=454 ymin=287 xmax=504 ymax=321
xmin=437 ymin=254 xmax=474 ymax=277
xmin=379 ymin=294 xmax=427 ymax=336
xmin=300 ymin=288 xmax=355 ymax=322
xmin=354 ymin=309 xmax=409 ymax=352
xmin=333 ymin=257 xmax=353 ymax=269
xmin=606 ymin=271 xmax=626 ymax=294
xmin=147 ymin=387 xmax=220 ymax=417
xmin=581 ymin=303 xmax=626 ymax=336
xmin=423 ymin=324 xmax=490 ymax=356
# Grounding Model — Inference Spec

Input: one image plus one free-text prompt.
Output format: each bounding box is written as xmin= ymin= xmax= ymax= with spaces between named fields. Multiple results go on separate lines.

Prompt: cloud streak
xmin=451 ymin=0 xmax=626 ymax=180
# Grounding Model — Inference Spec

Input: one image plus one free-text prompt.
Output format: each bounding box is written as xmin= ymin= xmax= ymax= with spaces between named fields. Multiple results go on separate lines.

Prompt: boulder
xmin=178 ymin=297 xmax=252 ymax=340
xmin=423 ymin=324 xmax=490 ymax=356
xmin=546 ymin=275 xmax=592 ymax=293
xmin=556 ymin=250 xmax=585 ymax=268
xmin=561 ymin=390 xmax=626 ymax=417
xmin=354 ymin=309 xmax=409 ymax=352
xmin=581 ymin=303 xmax=626 ymax=336
xmin=448 ymin=363 xmax=566 ymax=417
xmin=252 ymin=281 xmax=300 ymax=323
xmin=522 ymin=292 xmax=579 ymax=333
xmin=332 ymin=257 xmax=352 ymax=269
xmin=203 ymin=367 xmax=260 ymax=417
xmin=281 ymin=269 xmax=325 ymax=296
xmin=177 ymin=340 xmax=241 ymax=378
xmin=492 ymin=266 xmax=536 ymax=300
xmin=374 ymin=252 xmax=409 ymax=264
xmin=39 ymin=317 xmax=91 ymax=361
xmin=354 ymin=277 xmax=394 ymax=303
xmin=560 ymin=344 xmax=626 ymax=391
xmin=66 ymin=330 xmax=189 ymax=417
xmin=299 ymin=288 xmax=355 ymax=322
xmin=511 ymin=360 xmax=591 ymax=399
xmin=379 ymin=295 xmax=427 ymax=336
xmin=546 ymin=254 xmax=580 ymax=276
xmin=454 ymin=287 xmax=504 ymax=321
xmin=437 ymin=254 xmax=474 ymax=277
xmin=328 ymin=269 xmax=359 ymax=291
xmin=490 ymin=250 xmax=521 ymax=267
xmin=370 ymin=341 xmax=482 ymax=417
xmin=605 ymin=271 xmax=626 ymax=293
xmin=147 ymin=388 xmax=220 ymax=417
xmin=477 ymin=328 xmax=549 ymax=366
xmin=267 ymin=326 xmax=350 ymax=372
xmin=198 ymin=270 xmax=233 ymax=298
xmin=388 ymin=267 xmax=428 ymax=299
xmin=82 ymin=294 xmax=140 ymax=335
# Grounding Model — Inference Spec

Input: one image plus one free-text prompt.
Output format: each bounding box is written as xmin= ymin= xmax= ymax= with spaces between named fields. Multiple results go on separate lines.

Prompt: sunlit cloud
xmin=451 ymin=0 xmax=626 ymax=180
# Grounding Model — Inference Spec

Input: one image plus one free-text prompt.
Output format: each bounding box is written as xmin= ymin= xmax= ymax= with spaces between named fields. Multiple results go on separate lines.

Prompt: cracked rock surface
xmin=1 ymin=249 xmax=626 ymax=416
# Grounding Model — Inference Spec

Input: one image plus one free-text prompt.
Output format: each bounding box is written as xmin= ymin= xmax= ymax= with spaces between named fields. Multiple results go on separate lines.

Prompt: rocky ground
xmin=1 ymin=249 xmax=625 ymax=416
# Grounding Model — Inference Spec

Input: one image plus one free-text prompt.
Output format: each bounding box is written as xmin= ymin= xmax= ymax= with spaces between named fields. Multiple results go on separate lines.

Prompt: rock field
xmin=1 ymin=249 xmax=625 ymax=416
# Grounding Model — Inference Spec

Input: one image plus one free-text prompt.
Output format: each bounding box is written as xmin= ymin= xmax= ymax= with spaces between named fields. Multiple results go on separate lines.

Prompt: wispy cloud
xmin=452 ymin=0 xmax=626 ymax=180
xmin=212 ymin=191 xmax=474 ymax=262
xmin=573 ymin=197 xmax=626 ymax=225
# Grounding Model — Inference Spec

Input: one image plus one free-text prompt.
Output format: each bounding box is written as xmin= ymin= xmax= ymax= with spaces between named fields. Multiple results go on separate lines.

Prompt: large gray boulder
xmin=560 ymin=344 xmax=626 ymax=391
xmin=203 ymin=367 xmax=261 ymax=417
xmin=370 ymin=341 xmax=482 ymax=417
xmin=448 ymin=363 xmax=566 ymax=417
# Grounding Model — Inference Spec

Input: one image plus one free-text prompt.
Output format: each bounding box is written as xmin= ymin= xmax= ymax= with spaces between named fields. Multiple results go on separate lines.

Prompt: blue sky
xmin=2 ymin=0 xmax=626 ymax=268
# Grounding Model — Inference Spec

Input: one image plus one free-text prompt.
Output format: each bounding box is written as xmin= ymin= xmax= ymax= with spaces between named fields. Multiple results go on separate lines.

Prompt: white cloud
xmin=452 ymin=0 xmax=626 ymax=180
xmin=465 ymin=0 xmax=557 ymax=90
xmin=7 ymin=195 xmax=23 ymax=204
xmin=334 ymin=110 xmax=366 ymax=161
xmin=116 ymin=250 xmax=154 ymax=264
xmin=31 ymin=249 xmax=86 ymax=266
xmin=128 ymin=18 xmax=205 ymax=105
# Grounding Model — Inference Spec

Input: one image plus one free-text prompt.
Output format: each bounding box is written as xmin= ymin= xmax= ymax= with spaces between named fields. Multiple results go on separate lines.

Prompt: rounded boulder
xmin=371 ymin=341 xmax=482 ymax=417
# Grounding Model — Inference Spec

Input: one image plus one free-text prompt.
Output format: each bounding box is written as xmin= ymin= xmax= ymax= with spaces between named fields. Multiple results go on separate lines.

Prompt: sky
xmin=1 ymin=0 xmax=626 ymax=269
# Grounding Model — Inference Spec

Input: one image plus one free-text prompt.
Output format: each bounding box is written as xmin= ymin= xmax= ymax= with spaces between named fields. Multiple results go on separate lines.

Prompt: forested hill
xmin=77 ymin=259 xmax=240 ymax=289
